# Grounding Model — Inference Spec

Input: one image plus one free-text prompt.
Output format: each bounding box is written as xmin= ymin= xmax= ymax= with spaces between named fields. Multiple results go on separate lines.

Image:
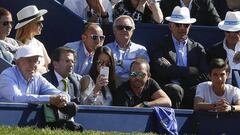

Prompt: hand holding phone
xmin=100 ymin=66 xmax=109 ymax=79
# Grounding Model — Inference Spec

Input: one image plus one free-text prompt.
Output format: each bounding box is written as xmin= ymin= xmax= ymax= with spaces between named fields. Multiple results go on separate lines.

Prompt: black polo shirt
xmin=114 ymin=78 xmax=161 ymax=107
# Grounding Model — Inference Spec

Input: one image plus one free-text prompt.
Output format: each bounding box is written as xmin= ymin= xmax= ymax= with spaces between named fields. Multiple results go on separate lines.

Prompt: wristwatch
xmin=230 ymin=105 xmax=235 ymax=112
xmin=142 ymin=101 xmax=150 ymax=107
xmin=116 ymin=60 xmax=123 ymax=67
xmin=101 ymin=12 xmax=109 ymax=19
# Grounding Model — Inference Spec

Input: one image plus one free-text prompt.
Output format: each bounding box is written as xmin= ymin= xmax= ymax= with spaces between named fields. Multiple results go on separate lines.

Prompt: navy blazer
xmin=43 ymin=70 xmax=82 ymax=104
xmin=160 ymin=0 xmax=221 ymax=26
xmin=207 ymin=41 xmax=226 ymax=63
xmin=150 ymin=34 xmax=208 ymax=87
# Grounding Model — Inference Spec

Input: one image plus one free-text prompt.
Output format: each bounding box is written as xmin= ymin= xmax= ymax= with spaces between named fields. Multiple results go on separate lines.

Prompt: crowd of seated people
xmin=1 ymin=0 xmax=240 ymax=131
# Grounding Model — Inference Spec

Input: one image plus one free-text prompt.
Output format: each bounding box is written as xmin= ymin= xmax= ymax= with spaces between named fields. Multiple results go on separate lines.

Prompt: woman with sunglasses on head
xmin=15 ymin=5 xmax=50 ymax=74
xmin=80 ymin=46 xmax=117 ymax=105
xmin=113 ymin=0 xmax=163 ymax=24
xmin=0 ymin=7 xmax=19 ymax=63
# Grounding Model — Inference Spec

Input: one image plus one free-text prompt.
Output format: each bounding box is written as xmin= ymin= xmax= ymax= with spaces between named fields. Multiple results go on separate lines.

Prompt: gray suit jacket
xmin=43 ymin=70 xmax=82 ymax=104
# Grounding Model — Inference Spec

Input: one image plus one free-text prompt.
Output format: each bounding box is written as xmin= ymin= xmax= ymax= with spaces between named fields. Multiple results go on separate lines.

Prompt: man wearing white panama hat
xmin=151 ymin=6 xmax=208 ymax=109
xmin=160 ymin=0 xmax=221 ymax=26
xmin=207 ymin=11 xmax=240 ymax=85
xmin=15 ymin=5 xmax=51 ymax=74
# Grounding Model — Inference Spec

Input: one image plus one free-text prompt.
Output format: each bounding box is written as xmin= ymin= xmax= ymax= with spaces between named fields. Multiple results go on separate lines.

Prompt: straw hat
xmin=15 ymin=5 xmax=48 ymax=29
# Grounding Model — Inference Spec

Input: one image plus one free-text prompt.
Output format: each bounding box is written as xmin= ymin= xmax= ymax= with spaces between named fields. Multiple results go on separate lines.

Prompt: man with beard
xmin=114 ymin=58 xmax=172 ymax=108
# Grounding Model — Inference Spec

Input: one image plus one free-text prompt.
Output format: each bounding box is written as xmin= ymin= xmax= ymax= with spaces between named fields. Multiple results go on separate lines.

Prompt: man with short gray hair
xmin=106 ymin=15 xmax=150 ymax=86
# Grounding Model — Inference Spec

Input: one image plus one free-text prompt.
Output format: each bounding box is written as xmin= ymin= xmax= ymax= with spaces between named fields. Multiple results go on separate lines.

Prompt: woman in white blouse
xmin=15 ymin=5 xmax=50 ymax=74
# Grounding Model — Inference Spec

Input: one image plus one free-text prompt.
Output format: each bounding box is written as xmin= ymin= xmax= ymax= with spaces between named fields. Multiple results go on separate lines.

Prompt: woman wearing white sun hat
xmin=15 ymin=5 xmax=50 ymax=74
xmin=207 ymin=11 xmax=240 ymax=84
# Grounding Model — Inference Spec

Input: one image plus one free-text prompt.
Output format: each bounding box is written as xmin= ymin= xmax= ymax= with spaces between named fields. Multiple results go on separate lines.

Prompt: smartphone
xmin=100 ymin=66 xmax=109 ymax=79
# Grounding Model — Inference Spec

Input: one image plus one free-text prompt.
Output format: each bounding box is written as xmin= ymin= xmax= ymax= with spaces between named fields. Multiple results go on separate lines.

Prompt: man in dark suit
xmin=151 ymin=6 xmax=208 ymax=109
xmin=42 ymin=46 xmax=83 ymax=131
xmin=160 ymin=0 xmax=221 ymax=26
xmin=43 ymin=46 xmax=82 ymax=104
xmin=207 ymin=11 xmax=240 ymax=85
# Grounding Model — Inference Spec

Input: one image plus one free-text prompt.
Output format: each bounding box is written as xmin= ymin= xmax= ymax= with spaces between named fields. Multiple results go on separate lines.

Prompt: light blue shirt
xmin=65 ymin=40 xmax=93 ymax=75
xmin=172 ymin=35 xmax=188 ymax=67
xmin=106 ymin=41 xmax=150 ymax=84
xmin=0 ymin=66 xmax=65 ymax=104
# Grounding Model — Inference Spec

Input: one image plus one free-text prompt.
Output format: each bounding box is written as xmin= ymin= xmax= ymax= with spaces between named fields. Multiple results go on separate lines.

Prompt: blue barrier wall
xmin=0 ymin=103 xmax=240 ymax=134
xmin=1 ymin=0 xmax=224 ymax=55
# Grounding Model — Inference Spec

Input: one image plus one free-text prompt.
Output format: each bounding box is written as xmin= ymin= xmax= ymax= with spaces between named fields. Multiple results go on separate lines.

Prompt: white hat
xmin=218 ymin=11 xmax=240 ymax=32
xmin=165 ymin=6 xmax=196 ymax=24
xmin=15 ymin=5 xmax=48 ymax=29
xmin=15 ymin=45 xmax=43 ymax=60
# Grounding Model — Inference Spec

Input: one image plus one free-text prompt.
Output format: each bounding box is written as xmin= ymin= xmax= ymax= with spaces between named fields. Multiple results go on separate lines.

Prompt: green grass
xmin=0 ymin=126 xmax=157 ymax=135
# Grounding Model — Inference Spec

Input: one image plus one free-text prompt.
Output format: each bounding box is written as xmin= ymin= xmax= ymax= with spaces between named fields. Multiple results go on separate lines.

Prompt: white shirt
xmin=195 ymin=81 xmax=240 ymax=104
xmin=63 ymin=0 xmax=113 ymax=22
xmin=223 ymin=39 xmax=240 ymax=81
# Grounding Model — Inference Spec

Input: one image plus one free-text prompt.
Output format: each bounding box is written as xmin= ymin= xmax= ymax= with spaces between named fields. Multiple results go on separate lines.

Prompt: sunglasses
xmin=115 ymin=25 xmax=133 ymax=31
xmin=90 ymin=34 xmax=105 ymax=42
xmin=97 ymin=60 xmax=111 ymax=67
xmin=129 ymin=71 xmax=146 ymax=78
xmin=174 ymin=23 xmax=190 ymax=28
xmin=0 ymin=21 xmax=13 ymax=26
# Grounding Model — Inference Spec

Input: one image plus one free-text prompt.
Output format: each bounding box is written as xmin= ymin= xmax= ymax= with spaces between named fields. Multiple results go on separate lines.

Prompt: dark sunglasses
xmin=0 ymin=21 xmax=13 ymax=26
xmin=225 ymin=31 xmax=240 ymax=34
xmin=174 ymin=23 xmax=190 ymax=28
xmin=90 ymin=34 xmax=105 ymax=41
xmin=129 ymin=71 xmax=146 ymax=78
xmin=115 ymin=25 xmax=133 ymax=31
xmin=97 ymin=60 xmax=111 ymax=67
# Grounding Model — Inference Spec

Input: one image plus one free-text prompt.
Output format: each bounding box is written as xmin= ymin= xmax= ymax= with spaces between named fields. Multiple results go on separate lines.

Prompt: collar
xmin=83 ymin=43 xmax=94 ymax=57
xmin=171 ymin=34 xmax=187 ymax=46
xmin=114 ymin=40 xmax=132 ymax=50
xmin=180 ymin=0 xmax=193 ymax=10
xmin=16 ymin=66 xmax=34 ymax=83
xmin=54 ymin=70 xmax=69 ymax=83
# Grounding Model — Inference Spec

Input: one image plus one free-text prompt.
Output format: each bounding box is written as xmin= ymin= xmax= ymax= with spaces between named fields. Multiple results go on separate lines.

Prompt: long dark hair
xmin=89 ymin=46 xmax=116 ymax=92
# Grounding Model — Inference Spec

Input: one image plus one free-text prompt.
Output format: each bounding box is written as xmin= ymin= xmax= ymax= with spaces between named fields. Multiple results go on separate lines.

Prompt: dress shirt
xmin=65 ymin=40 xmax=93 ymax=75
xmin=106 ymin=41 xmax=150 ymax=83
xmin=0 ymin=66 xmax=66 ymax=103
xmin=54 ymin=71 xmax=70 ymax=92
xmin=172 ymin=35 xmax=188 ymax=67
xmin=223 ymin=39 xmax=240 ymax=83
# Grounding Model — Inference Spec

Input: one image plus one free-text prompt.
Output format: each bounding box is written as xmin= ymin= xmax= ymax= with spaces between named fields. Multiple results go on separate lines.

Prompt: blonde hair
xmin=15 ymin=17 xmax=41 ymax=44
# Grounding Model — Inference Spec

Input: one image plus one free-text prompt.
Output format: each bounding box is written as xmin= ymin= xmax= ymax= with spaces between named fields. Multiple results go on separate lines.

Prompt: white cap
xmin=15 ymin=45 xmax=43 ymax=60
